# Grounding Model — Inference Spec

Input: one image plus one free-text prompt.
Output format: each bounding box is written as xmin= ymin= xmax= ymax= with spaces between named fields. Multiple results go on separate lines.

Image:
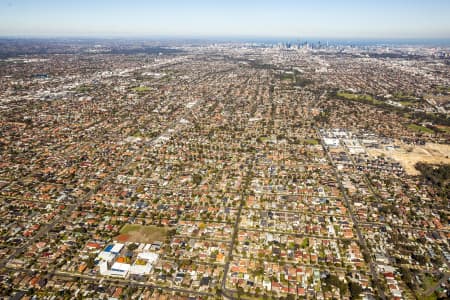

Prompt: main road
xmin=316 ymin=128 xmax=386 ymax=300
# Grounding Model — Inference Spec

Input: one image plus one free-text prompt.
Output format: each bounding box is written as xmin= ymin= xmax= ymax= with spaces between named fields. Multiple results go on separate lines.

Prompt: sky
xmin=0 ymin=0 xmax=449 ymax=39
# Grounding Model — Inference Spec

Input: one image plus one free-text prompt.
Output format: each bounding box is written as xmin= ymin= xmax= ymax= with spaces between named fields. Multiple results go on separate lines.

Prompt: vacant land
xmin=304 ymin=138 xmax=319 ymax=145
xmin=408 ymin=124 xmax=434 ymax=134
xmin=436 ymin=125 xmax=450 ymax=134
xmin=368 ymin=143 xmax=450 ymax=175
xmin=132 ymin=86 xmax=151 ymax=92
xmin=116 ymin=224 xmax=168 ymax=243
xmin=336 ymin=91 xmax=383 ymax=105
xmin=425 ymin=93 xmax=450 ymax=105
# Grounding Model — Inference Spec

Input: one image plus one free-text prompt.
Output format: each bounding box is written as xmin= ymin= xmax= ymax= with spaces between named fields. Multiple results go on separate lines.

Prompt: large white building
xmin=97 ymin=242 xmax=159 ymax=278
xmin=130 ymin=252 xmax=159 ymax=276
xmin=109 ymin=262 xmax=131 ymax=277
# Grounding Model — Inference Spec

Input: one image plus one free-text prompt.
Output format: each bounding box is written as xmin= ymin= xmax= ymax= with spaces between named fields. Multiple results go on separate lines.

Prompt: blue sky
xmin=0 ymin=0 xmax=449 ymax=39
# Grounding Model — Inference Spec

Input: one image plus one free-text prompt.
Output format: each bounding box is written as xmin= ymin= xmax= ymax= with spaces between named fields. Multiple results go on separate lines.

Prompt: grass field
xmin=75 ymin=85 xmax=91 ymax=93
xmin=408 ymin=124 xmax=434 ymax=134
xmin=336 ymin=91 xmax=383 ymax=105
xmin=132 ymin=86 xmax=151 ymax=93
xmin=396 ymin=100 xmax=415 ymax=107
xmin=304 ymin=138 xmax=319 ymax=145
xmin=421 ymin=294 xmax=438 ymax=300
xmin=419 ymin=275 xmax=439 ymax=300
xmin=118 ymin=224 xmax=168 ymax=243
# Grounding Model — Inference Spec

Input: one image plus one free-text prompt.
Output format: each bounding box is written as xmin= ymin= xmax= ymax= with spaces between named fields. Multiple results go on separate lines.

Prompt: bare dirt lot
xmin=368 ymin=143 xmax=450 ymax=175
xmin=115 ymin=224 xmax=168 ymax=244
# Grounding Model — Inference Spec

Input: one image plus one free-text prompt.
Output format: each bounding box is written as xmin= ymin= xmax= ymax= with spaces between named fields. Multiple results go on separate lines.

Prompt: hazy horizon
xmin=1 ymin=36 xmax=450 ymax=46
xmin=1 ymin=0 xmax=449 ymax=40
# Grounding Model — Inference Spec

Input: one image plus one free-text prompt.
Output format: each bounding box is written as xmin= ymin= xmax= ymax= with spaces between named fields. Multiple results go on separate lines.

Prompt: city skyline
xmin=1 ymin=0 xmax=450 ymax=39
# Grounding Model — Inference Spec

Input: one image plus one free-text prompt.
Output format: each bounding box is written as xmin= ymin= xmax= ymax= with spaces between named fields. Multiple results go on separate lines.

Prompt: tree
xmin=255 ymin=287 xmax=261 ymax=296
xmin=400 ymin=267 xmax=415 ymax=289
xmin=236 ymin=286 xmax=244 ymax=299
xmin=192 ymin=174 xmax=203 ymax=185
xmin=127 ymin=243 xmax=139 ymax=251
xmin=349 ymin=281 xmax=363 ymax=298
xmin=215 ymin=287 xmax=222 ymax=296
xmin=86 ymin=256 xmax=96 ymax=269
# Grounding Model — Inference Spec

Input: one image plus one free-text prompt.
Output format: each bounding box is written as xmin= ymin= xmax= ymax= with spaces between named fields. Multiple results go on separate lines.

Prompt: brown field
xmin=425 ymin=94 xmax=450 ymax=105
xmin=116 ymin=224 xmax=168 ymax=244
xmin=368 ymin=143 xmax=450 ymax=175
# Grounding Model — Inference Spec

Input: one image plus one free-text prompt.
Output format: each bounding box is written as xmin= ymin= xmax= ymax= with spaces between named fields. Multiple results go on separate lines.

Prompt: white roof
xmin=323 ymin=138 xmax=340 ymax=146
xmin=130 ymin=263 xmax=152 ymax=275
xmin=99 ymin=260 xmax=109 ymax=276
xmin=138 ymin=252 xmax=159 ymax=263
xmin=98 ymin=251 xmax=116 ymax=262
xmin=110 ymin=243 xmax=124 ymax=254
xmin=110 ymin=262 xmax=131 ymax=272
